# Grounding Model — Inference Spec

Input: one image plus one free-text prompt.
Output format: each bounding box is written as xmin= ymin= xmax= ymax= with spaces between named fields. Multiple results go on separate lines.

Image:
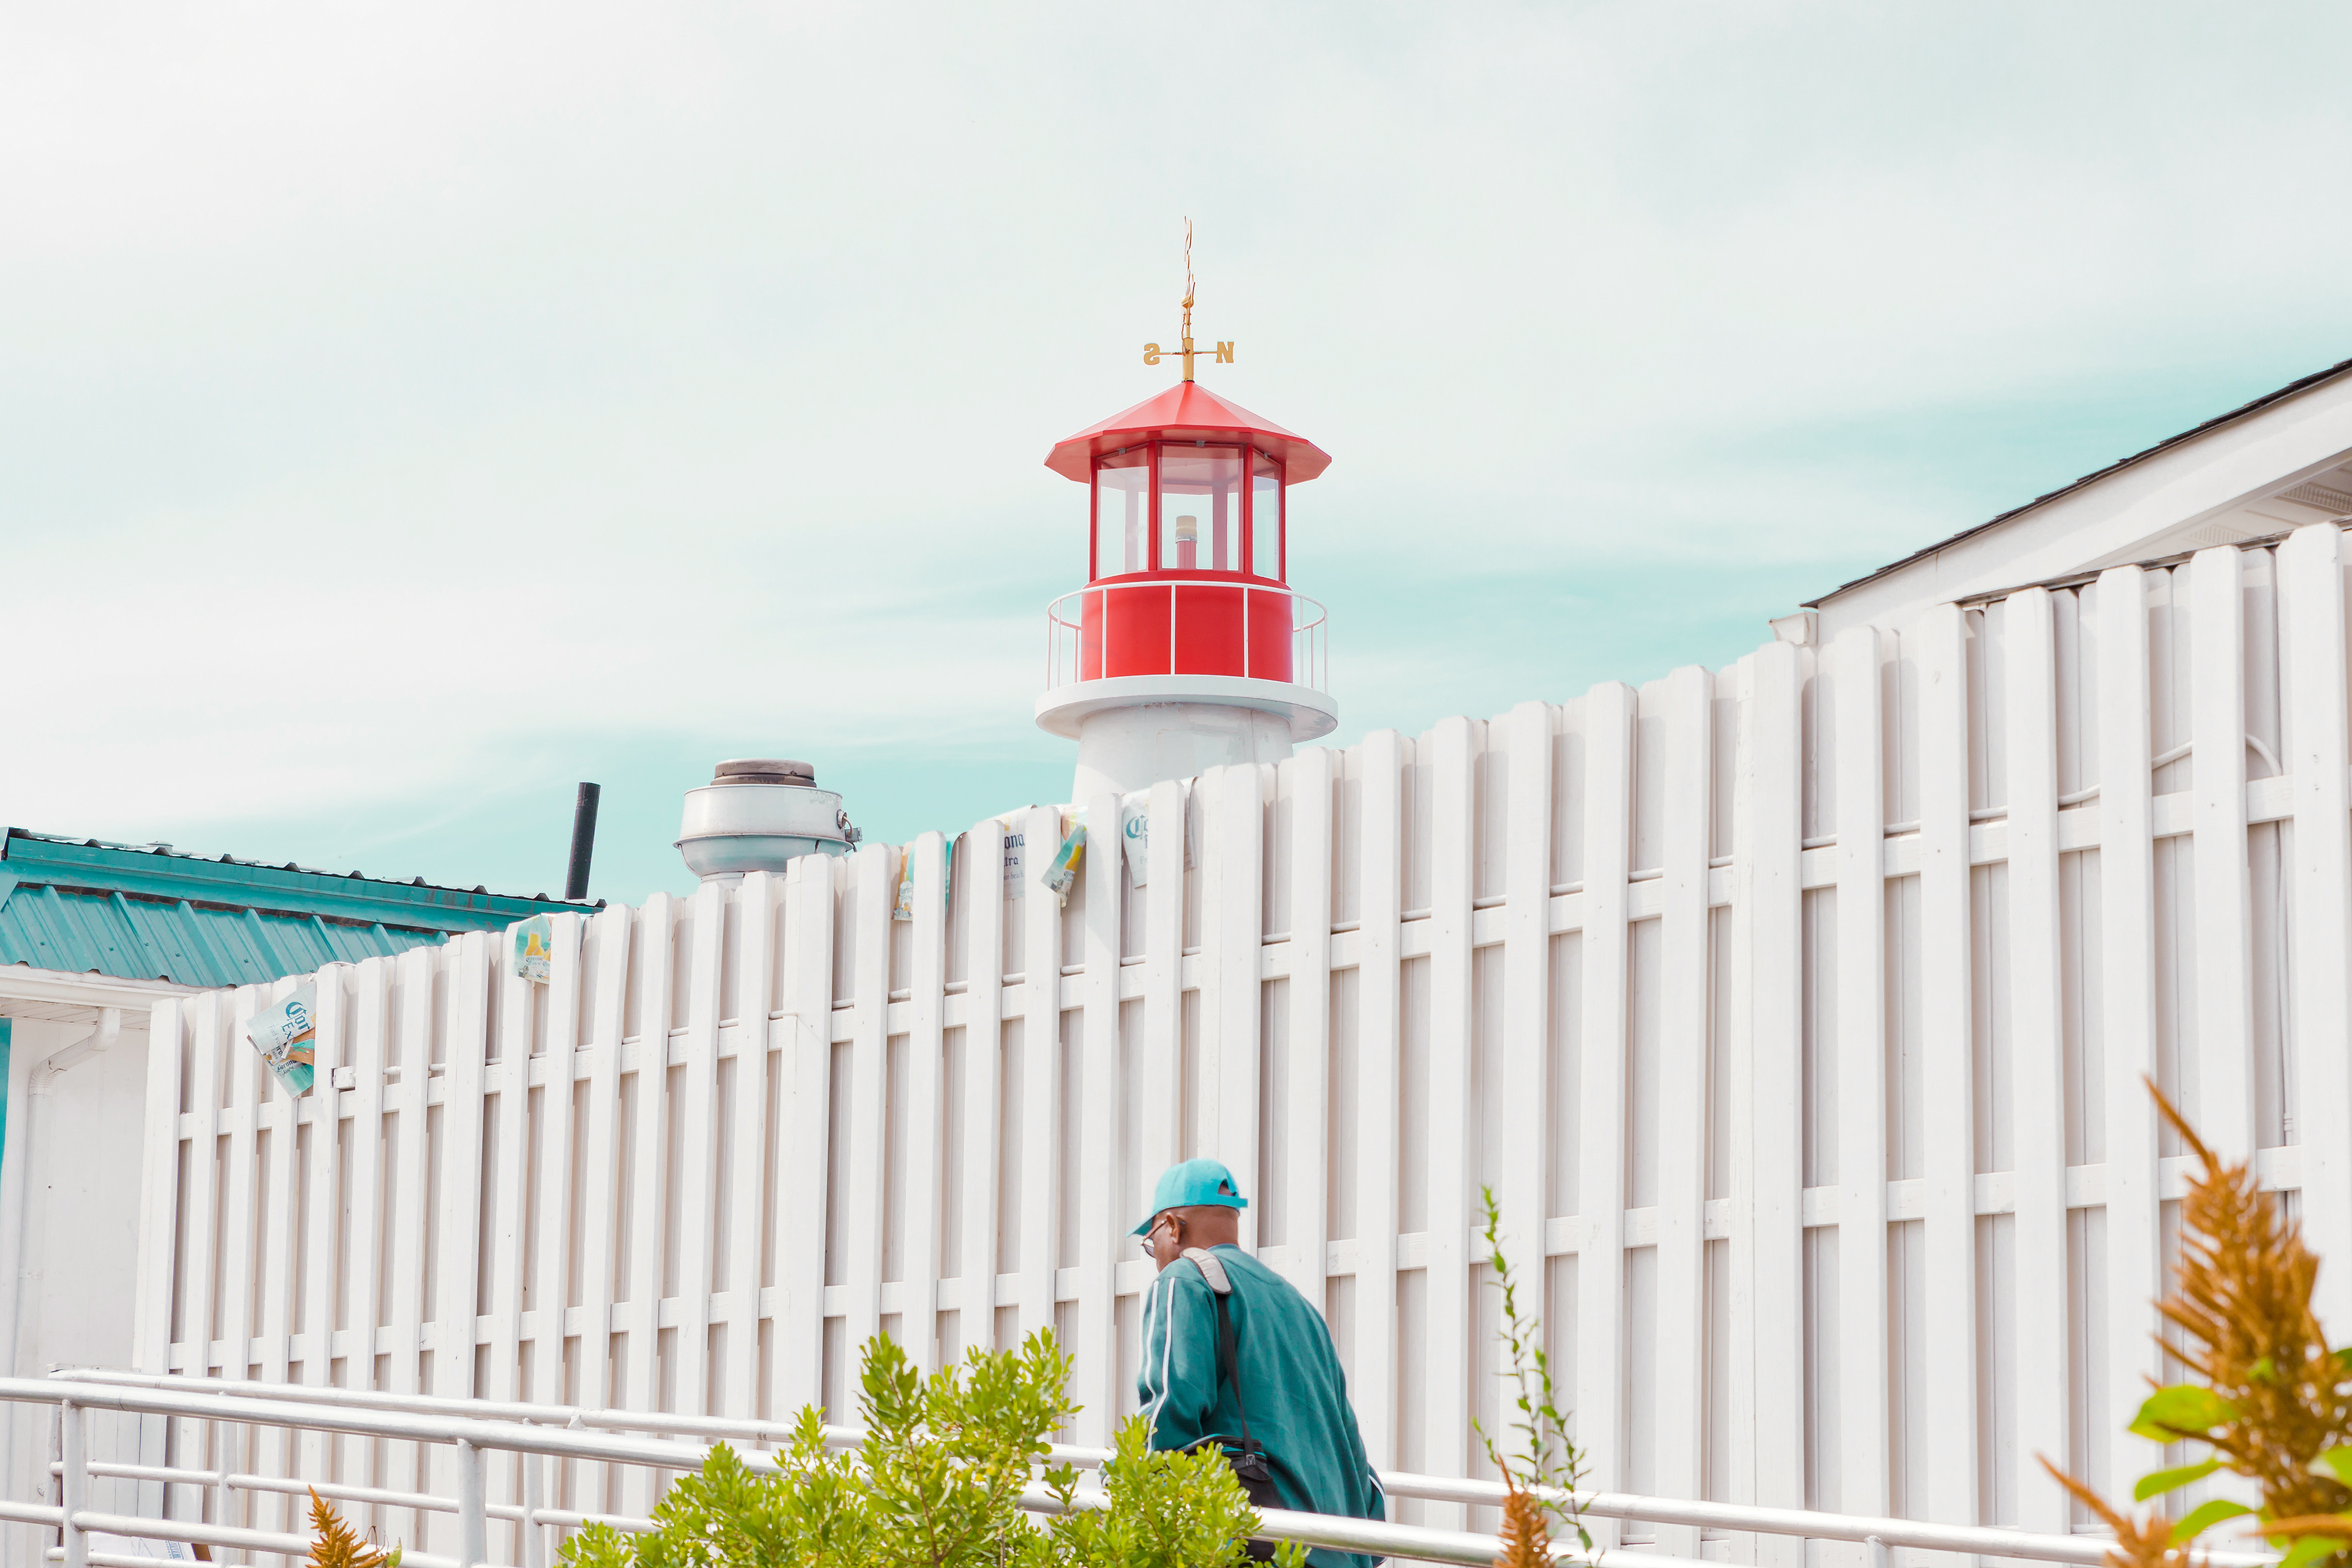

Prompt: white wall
xmin=0 ymin=1014 xmax=165 ymax=1563
xmin=126 ymin=523 xmax=2352 ymax=1566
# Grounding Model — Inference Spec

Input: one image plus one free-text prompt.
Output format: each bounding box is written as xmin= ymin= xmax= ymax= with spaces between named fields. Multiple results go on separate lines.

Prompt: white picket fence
xmin=125 ymin=522 xmax=2352 ymax=1564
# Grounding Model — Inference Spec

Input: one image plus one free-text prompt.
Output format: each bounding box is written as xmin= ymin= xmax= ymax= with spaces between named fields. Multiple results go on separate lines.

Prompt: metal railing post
xmin=59 ymin=1398 xmax=86 ymax=1568
xmin=1243 ymin=583 xmax=1250 ymax=676
xmin=210 ymin=1417 xmax=230 ymax=1545
xmin=456 ymin=1437 xmax=487 ymax=1568
xmin=522 ymin=1444 xmax=545 ymax=1568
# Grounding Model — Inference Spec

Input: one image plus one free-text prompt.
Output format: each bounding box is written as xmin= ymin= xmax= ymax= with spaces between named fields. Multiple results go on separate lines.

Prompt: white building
xmin=0 ymin=831 xmax=588 ymax=1529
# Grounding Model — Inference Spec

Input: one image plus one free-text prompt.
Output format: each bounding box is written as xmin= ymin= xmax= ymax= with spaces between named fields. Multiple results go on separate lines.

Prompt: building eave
xmin=1806 ymin=353 xmax=2352 ymax=612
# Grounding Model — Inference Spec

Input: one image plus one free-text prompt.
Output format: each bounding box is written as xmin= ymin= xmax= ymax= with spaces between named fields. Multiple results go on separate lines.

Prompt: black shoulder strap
xmin=1184 ymin=1248 xmax=1255 ymax=1450
xmin=1212 ymin=1287 xmax=1255 ymax=1449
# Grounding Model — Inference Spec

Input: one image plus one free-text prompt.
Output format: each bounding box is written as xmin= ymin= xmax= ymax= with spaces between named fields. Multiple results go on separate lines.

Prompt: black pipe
xmin=565 ymin=783 xmax=601 ymax=902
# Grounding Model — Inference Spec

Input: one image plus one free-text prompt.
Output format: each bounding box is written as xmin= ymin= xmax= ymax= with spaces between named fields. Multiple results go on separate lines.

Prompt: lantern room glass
xmin=1251 ymin=454 xmax=1282 ymax=580
xmin=1157 ymin=445 xmax=1244 ymax=571
xmin=1094 ymin=451 xmax=1149 ymax=579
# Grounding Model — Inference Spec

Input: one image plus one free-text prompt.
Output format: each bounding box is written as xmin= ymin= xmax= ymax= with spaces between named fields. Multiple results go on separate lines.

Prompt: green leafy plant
xmin=1474 ymin=1186 xmax=1590 ymax=1568
xmin=557 ymin=1410 xmax=869 ymax=1568
xmin=1034 ymin=1418 xmax=1306 ymax=1568
xmin=2043 ymin=1081 xmax=2352 ymax=1568
xmin=559 ymin=1328 xmax=1296 ymax=1568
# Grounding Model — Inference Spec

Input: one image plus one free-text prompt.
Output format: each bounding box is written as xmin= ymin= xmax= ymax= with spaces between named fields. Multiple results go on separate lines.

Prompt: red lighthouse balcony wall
xmin=1047 ymin=580 xmax=1327 ymax=692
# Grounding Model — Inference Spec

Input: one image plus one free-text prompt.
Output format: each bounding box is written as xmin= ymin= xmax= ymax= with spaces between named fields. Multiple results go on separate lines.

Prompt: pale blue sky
xmin=6 ymin=4 xmax=2350 ymax=905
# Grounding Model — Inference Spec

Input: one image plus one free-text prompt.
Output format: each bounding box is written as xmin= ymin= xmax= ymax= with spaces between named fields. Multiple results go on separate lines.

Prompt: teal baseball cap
xmin=1132 ymin=1158 xmax=1250 ymax=1235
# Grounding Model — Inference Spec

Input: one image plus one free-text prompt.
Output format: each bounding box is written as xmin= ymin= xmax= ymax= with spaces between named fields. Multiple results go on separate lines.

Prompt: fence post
xmin=59 ymin=1399 xmax=86 ymax=1568
xmin=456 ymin=1438 xmax=487 ymax=1568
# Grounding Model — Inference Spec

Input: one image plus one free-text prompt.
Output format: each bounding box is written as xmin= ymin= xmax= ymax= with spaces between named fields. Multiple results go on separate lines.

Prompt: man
xmin=1134 ymin=1158 xmax=1384 ymax=1568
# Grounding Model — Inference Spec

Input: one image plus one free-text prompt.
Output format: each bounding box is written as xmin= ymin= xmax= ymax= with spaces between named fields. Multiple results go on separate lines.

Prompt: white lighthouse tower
xmin=1033 ymin=277 xmax=1338 ymax=798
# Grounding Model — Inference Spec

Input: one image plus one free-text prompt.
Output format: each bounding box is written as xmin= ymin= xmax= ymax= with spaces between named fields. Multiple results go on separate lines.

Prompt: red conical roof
xmin=1045 ymin=382 xmax=1332 ymax=483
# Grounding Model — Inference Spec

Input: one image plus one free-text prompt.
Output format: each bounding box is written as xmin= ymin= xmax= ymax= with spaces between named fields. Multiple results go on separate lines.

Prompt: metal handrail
xmin=1043 ymin=581 xmax=1329 ymax=693
xmin=13 ymin=1375 xmax=1673 ymax=1568
xmin=33 ymin=1370 xmax=2280 ymax=1568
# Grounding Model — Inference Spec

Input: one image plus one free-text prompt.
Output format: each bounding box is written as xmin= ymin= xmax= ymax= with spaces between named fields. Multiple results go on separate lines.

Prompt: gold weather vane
xmin=1142 ymin=219 xmax=1233 ymax=382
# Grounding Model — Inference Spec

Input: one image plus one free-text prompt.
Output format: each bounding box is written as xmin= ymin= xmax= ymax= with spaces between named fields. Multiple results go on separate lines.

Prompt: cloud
xmin=5 ymin=2 xmax=2348 ymax=902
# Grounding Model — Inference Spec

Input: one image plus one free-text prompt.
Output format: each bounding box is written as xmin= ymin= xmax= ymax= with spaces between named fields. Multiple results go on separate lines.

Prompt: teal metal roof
xmin=0 ymin=829 xmax=595 ymax=989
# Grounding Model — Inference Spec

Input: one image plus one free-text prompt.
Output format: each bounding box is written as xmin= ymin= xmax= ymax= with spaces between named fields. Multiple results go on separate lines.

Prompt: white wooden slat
xmin=618 ymin=898 xmax=675 ymax=1532
xmin=2002 ymin=586 xmax=2073 ymax=1534
xmin=725 ymin=873 xmax=780 ymax=1412
xmin=1574 ymin=687 xmax=1632 ymax=1544
xmin=1742 ymin=642 xmax=1806 ymax=1559
xmin=301 ymin=974 xmax=345 ymax=1395
xmin=216 ymin=988 xmax=262 ymax=1384
xmin=777 ymin=854 xmax=839 ymax=1415
xmin=622 ymin=894 xmax=676 ymax=1454
xmin=1019 ymin=805 xmax=1065 ymax=1342
xmin=1423 ymin=717 xmax=1478 ymax=1526
xmin=178 ymin=997 xmax=225 ymax=1525
xmin=255 ymin=976 xmax=305 ymax=1548
xmin=2095 ymin=565 xmax=2165 ymax=1493
xmin=2279 ymin=524 xmax=2352 ymax=1326
xmin=1139 ymin=779 xmax=1186 ymax=1189
xmin=133 ymin=998 xmax=187 ymax=1376
xmin=897 ymin=842 xmax=948 ymax=1378
xmin=1284 ymin=750 xmax=1335 ymax=1316
xmin=573 ymin=902 xmax=633 ymax=1419
xmin=386 ymin=948 xmax=437 ymax=1545
xmin=1716 ymin=660 xmax=1763 ymax=1558
xmin=1075 ymin=793 xmax=1125 ymax=1441
xmin=2188 ymin=545 xmax=2256 ymax=1158
xmin=132 ymin=997 xmax=189 ymax=1524
xmin=669 ymin=881 xmax=730 ymax=1417
xmin=257 ymin=979 xmax=301 ymax=1387
xmin=434 ymin=935 xmax=492 ymax=1402
xmin=527 ymin=913 xmax=586 ymax=1411
xmin=1352 ymin=730 xmax=1406 ymax=1470
xmin=1198 ymin=769 xmax=1265 ymax=1236
xmin=566 ymin=900 xmax=632 ymax=1532
xmin=323 ymin=961 xmax=380 ymax=1542
xmin=386 ymin=949 xmax=435 ymax=1400
xmin=1915 ymin=603 xmax=1981 ymax=1525
xmin=488 ymin=962 xmax=530 ymax=1568
xmin=954 ymin=818 xmax=1006 ymax=1360
xmin=1831 ymin=625 xmax=1890 ymax=1517
xmin=342 ymin=962 xmax=390 ymax=1394
xmin=1651 ymin=668 xmax=1712 ymax=1556
xmin=842 ymin=846 xmax=893 ymax=1359
xmin=1497 ymin=701 xmax=1553 ymax=1321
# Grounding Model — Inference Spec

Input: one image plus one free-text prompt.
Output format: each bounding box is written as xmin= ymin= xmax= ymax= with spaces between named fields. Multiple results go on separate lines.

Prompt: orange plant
xmin=304 ymin=1486 xmax=401 ymax=1568
xmin=2045 ymin=1082 xmax=2352 ymax=1568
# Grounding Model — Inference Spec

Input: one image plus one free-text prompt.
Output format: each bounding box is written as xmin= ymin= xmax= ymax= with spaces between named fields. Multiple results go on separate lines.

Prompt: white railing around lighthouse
xmin=124 ymin=522 xmax=2352 ymax=1568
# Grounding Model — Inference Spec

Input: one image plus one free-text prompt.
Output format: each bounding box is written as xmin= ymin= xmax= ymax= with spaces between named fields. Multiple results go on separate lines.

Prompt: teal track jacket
xmin=1137 ymin=1245 xmax=1385 ymax=1568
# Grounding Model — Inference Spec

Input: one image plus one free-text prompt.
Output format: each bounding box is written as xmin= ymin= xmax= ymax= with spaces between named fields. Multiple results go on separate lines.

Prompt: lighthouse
xmin=1034 ymin=268 xmax=1338 ymax=798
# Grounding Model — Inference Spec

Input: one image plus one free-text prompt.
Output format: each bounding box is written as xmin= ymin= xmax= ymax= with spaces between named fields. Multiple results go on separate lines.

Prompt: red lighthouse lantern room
xmin=1037 ymin=380 xmax=1339 ymax=800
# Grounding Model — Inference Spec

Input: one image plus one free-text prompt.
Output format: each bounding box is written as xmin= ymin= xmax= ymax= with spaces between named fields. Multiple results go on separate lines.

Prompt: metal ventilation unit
xmin=674 ymin=758 xmax=859 ymax=882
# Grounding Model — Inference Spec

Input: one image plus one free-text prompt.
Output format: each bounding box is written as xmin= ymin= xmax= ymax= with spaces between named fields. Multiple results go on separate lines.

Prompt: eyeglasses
xmin=1135 ymin=1215 xmax=1176 ymax=1254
